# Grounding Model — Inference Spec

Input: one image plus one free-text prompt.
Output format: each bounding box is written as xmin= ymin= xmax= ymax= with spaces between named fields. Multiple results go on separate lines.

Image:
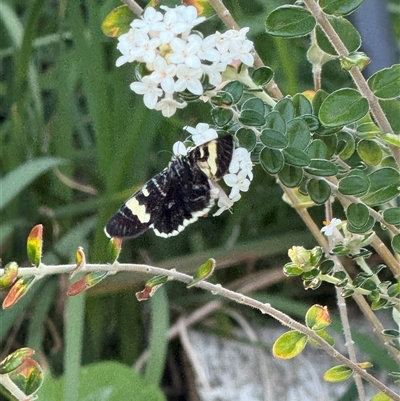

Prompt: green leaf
xmin=211 ymin=92 xmax=234 ymax=106
xmin=316 ymin=16 xmax=361 ymax=55
xmin=371 ymin=298 xmax=388 ymax=310
xmin=0 ymin=348 xmax=34 ymax=374
xmin=346 ymin=216 xmax=375 ymax=234
xmin=343 ymin=170 xmax=374 ymax=200
xmin=357 ymin=139 xmax=382 ymax=166
xmin=306 ymin=179 xmax=331 ymax=204
xmin=356 ymin=122 xmax=382 ymax=138
xmin=37 ymin=361 xmax=166 ymax=401
xmin=278 ymin=165 xmax=303 ymax=187
xmin=265 ymin=5 xmax=315 ymax=37
xmin=301 ymin=114 xmax=320 ymax=131
xmin=306 ymin=139 xmax=328 ymax=159
xmin=362 ymin=168 xmax=400 ymax=206
xmin=370 ymin=393 xmax=394 ymax=401
xmin=292 ymin=93 xmax=313 ymax=116
xmin=392 ymin=234 xmax=400 ymax=254
xmin=239 ymin=109 xmax=266 ymax=126
xmin=381 ymin=133 xmax=400 ymax=148
xmin=319 ymin=89 xmax=369 ymax=127
xmin=336 ymin=131 xmax=355 ymax=159
xmin=272 ymin=330 xmax=308 ymax=359
xmin=251 ymin=66 xmax=274 ymax=86
xmin=319 ymin=0 xmax=364 ymax=16
xmin=379 ymin=99 xmax=400 ymax=134
xmin=304 ymin=159 xmax=338 ymax=176
xmin=260 ymin=129 xmax=288 ymax=149
xmin=340 ymin=52 xmax=371 ymax=71
xmin=346 ymin=203 xmax=370 ymax=228
xmin=274 ymin=98 xmax=295 ymax=122
xmin=286 ymin=118 xmax=311 ymax=149
xmin=101 ymin=5 xmax=133 ymax=37
xmin=0 ymin=157 xmax=64 ymax=211
xmin=381 ymin=329 xmax=400 ymax=339
xmin=320 ymin=260 xmax=334 ymax=274
xmin=26 ymin=224 xmax=43 ymax=267
xmin=314 ymin=329 xmax=334 ymax=346
xmin=265 ymin=110 xmax=286 ymax=133
xmin=242 ymin=97 xmax=268 ymax=116
xmin=211 ymin=107 xmax=233 ymax=127
xmin=260 ymin=147 xmax=284 ymax=174
xmin=383 ymin=208 xmax=400 ymax=225
xmin=387 ymin=281 xmax=400 ymax=297
xmin=283 ymin=263 xmax=304 ymax=276
xmin=283 ymin=147 xmax=311 ymax=167
xmin=235 ymin=128 xmax=257 ymax=151
xmin=368 ymin=64 xmax=400 ymax=100
xmin=323 ymin=365 xmax=353 ymax=382
xmin=305 ymin=305 xmax=331 ymax=331
xmin=8 ymin=357 xmax=43 ymax=395
xmin=187 ymin=258 xmax=215 ymax=288
xmin=221 ymin=80 xmax=244 ymax=103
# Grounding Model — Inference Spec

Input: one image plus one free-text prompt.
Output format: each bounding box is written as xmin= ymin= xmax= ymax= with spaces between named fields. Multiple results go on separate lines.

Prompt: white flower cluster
xmin=173 ymin=123 xmax=253 ymax=215
xmin=116 ymin=6 xmax=255 ymax=117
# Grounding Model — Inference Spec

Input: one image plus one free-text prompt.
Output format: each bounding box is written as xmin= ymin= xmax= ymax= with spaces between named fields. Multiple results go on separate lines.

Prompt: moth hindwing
xmin=105 ymin=135 xmax=234 ymax=239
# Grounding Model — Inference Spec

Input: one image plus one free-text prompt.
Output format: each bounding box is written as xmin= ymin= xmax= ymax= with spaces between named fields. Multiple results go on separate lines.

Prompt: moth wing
xmin=104 ymin=168 xmax=169 ymax=239
xmin=151 ymin=158 xmax=214 ymax=237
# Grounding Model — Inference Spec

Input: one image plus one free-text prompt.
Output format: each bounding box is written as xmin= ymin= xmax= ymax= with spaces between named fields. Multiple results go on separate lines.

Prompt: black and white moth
xmin=105 ymin=135 xmax=234 ymax=239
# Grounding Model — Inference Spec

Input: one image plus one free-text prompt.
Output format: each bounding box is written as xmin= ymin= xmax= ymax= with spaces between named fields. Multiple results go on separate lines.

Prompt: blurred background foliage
xmin=1 ymin=0 xmax=399 ymax=399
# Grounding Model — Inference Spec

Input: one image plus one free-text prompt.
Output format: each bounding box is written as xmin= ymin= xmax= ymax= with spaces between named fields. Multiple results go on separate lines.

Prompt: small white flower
xmin=169 ymin=36 xmax=201 ymax=69
xmin=150 ymin=56 xmax=177 ymax=93
xmin=174 ymin=64 xmax=203 ymax=95
xmin=321 ymin=218 xmax=342 ymax=236
xmin=184 ymin=123 xmax=218 ymax=146
xmin=224 ymin=169 xmax=250 ymax=199
xmin=197 ymin=34 xmax=221 ymax=62
xmin=201 ymin=62 xmax=226 ymax=86
xmin=134 ymin=32 xmax=161 ymax=63
xmin=130 ymin=76 xmax=163 ymax=109
xmin=154 ymin=94 xmax=187 ymax=117
xmin=229 ymin=148 xmax=249 ymax=174
xmin=131 ymin=7 xmax=163 ymax=32
xmin=172 ymin=141 xmax=188 ymax=156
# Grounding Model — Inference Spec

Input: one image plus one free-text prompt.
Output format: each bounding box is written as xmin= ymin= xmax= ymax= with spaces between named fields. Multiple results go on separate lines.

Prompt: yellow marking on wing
xmin=125 ymin=197 xmax=151 ymax=223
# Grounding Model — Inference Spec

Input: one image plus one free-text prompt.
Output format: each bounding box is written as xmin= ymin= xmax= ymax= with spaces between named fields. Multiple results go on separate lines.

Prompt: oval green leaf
xmin=383 ymin=208 xmax=400 ymax=225
xmin=336 ymin=131 xmax=356 ymax=159
xmin=101 ymin=5 xmax=134 ymax=38
xmin=274 ymin=98 xmax=295 ymax=122
xmin=286 ymin=118 xmax=311 ymax=149
xmin=306 ymin=139 xmax=328 ymax=159
xmin=211 ymin=107 xmax=233 ymax=127
xmin=265 ymin=110 xmax=286 ymax=133
xmin=306 ymin=179 xmax=331 ymax=204
xmin=278 ymin=165 xmax=304 ymax=187
xmin=362 ymin=167 xmax=400 ymax=206
xmin=367 ymin=64 xmax=400 ymax=100
xmin=239 ymin=109 xmax=266 ymax=126
xmin=319 ymin=89 xmax=369 ymax=127
xmin=292 ymin=93 xmax=313 ymax=116
xmin=346 ymin=215 xmax=375 ymax=234
xmin=260 ymin=129 xmax=288 ymax=149
xmin=323 ymin=365 xmax=353 ymax=382
xmin=236 ymin=128 xmax=257 ymax=151
xmin=242 ymin=97 xmax=268 ymax=116
xmin=222 ymin=80 xmax=244 ymax=103
xmin=252 ymin=66 xmax=274 ymax=86
xmin=338 ymin=169 xmax=370 ymax=196
xmin=392 ymin=234 xmax=400 ymax=254
xmin=357 ymin=140 xmax=382 ymax=166
xmin=320 ymin=0 xmax=364 ymax=16
xmin=304 ymin=159 xmax=338 ymax=176
xmin=283 ymin=147 xmax=311 ymax=167
xmin=305 ymin=304 xmax=331 ymax=331
xmin=316 ymin=16 xmax=361 ymax=55
xmin=260 ymin=147 xmax=284 ymax=174
xmin=272 ymin=330 xmax=308 ymax=359
xmin=346 ymin=203 xmax=370 ymax=228
xmin=265 ymin=6 xmax=315 ymax=37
